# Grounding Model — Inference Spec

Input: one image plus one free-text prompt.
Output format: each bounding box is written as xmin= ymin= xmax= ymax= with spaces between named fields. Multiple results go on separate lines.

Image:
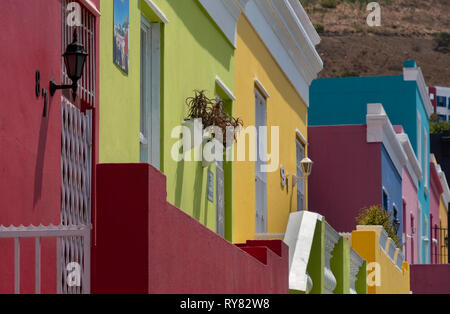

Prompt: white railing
xmin=379 ymin=228 xmax=388 ymax=252
xmin=396 ymin=250 xmax=405 ymax=270
xmin=387 ymin=238 xmax=396 ymax=262
xmin=349 ymin=248 xmax=364 ymax=294
xmin=324 ymin=222 xmax=339 ymax=294
xmin=0 ymin=224 xmax=91 ymax=294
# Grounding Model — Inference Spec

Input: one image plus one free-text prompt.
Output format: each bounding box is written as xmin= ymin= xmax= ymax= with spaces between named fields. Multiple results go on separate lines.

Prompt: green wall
xmin=330 ymin=237 xmax=350 ymax=294
xmin=307 ymin=220 xmax=325 ymax=294
xmin=99 ymin=0 xmax=235 ymax=232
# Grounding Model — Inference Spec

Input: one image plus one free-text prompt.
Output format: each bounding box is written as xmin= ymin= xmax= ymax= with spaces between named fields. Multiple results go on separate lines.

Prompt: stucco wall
xmin=0 ymin=0 xmax=65 ymax=293
xmin=99 ymin=0 xmax=235 ymax=232
xmin=411 ymin=264 xmax=450 ymax=294
xmin=352 ymin=227 xmax=410 ymax=294
xmin=232 ymin=16 xmax=309 ymax=243
xmin=93 ymin=163 xmax=289 ymax=294
xmin=308 ymin=125 xmax=381 ymax=233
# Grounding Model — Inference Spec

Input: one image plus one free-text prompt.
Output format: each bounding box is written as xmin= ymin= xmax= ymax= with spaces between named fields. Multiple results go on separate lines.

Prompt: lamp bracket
xmin=50 ymin=80 xmax=78 ymax=100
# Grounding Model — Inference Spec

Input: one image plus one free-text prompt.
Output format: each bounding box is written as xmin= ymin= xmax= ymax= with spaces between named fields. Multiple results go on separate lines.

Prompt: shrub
xmin=356 ymin=205 xmax=401 ymax=248
xmin=433 ymin=32 xmax=450 ymax=53
xmin=430 ymin=120 xmax=450 ymax=134
xmin=320 ymin=0 xmax=338 ymax=9
xmin=314 ymin=24 xmax=325 ymax=33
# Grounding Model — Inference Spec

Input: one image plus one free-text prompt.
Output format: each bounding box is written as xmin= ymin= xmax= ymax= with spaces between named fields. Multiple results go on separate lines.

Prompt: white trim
xmin=144 ymin=0 xmax=169 ymax=24
xmin=366 ymin=103 xmax=407 ymax=177
xmin=284 ymin=211 xmax=323 ymax=292
xmin=403 ymin=67 xmax=433 ymax=117
xmin=397 ymin=133 xmax=422 ymax=190
xmin=198 ymin=0 xmax=248 ymax=47
xmin=216 ymin=76 xmax=236 ymax=101
xmin=254 ymin=77 xmax=270 ymax=99
xmin=79 ymin=0 xmax=101 ymax=16
xmin=245 ymin=0 xmax=322 ymax=105
xmin=295 ymin=129 xmax=308 ymax=146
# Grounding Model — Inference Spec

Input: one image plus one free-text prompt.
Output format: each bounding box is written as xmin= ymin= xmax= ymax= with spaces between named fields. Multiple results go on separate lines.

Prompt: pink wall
xmin=430 ymin=163 xmax=443 ymax=264
xmin=411 ymin=265 xmax=450 ymax=294
xmin=93 ymin=164 xmax=289 ymax=294
xmin=308 ymin=125 xmax=382 ymax=233
xmin=402 ymin=168 xmax=419 ymax=264
xmin=0 ymin=0 xmax=63 ymax=294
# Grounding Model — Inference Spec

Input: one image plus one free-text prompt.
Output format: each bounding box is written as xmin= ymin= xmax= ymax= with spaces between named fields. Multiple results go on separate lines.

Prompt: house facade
xmin=231 ymin=0 xmax=322 ymax=243
xmin=429 ymin=86 xmax=450 ymax=122
xmin=309 ymin=60 xmax=433 ymax=264
xmin=308 ymin=104 xmax=411 ymax=238
xmin=99 ymin=0 xmax=237 ymax=235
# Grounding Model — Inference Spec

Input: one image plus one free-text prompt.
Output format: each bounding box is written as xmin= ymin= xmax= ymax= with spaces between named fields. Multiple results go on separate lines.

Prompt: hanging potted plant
xmin=185 ymin=90 xmax=243 ymax=166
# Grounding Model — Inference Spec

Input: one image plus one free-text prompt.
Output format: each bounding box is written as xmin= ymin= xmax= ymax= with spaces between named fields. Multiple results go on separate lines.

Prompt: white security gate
xmin=60 ymin=96 xmax=92 ymax=294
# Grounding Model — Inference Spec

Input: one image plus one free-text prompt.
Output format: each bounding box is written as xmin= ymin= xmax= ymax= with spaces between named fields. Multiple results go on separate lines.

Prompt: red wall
xmin=430 ymin=162 xmax=443 ymax=264
xmin=411 ymin=265 xmax=450 ymax=294
xmin=93 ymin=164 xmax=289 ymax=294
xmin=0 ymin=0 xmax=64 ymax=294
xmin=308 ymin=125 xmax=382 ymax=233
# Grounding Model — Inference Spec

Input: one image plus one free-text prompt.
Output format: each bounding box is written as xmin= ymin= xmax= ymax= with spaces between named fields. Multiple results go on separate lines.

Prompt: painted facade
xmin=309 ymin=61 xmax=433 ymax=264
xmin=309 ymin=104 xmax=410 ymax=236
xmin=232 ymin=0 xmax=322 ymax=243
xmin=395 ymin=126 xmax=422 ymax=265
xmin=352 ymin=226 xmax=410 ymax=294
xmin=99 ymin=0 xmax=237 ymax=233
xmin=430 ymin=159 xmax=443 ymax=264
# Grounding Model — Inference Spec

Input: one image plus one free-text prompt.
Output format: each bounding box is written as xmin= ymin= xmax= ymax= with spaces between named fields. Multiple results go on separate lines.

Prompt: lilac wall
xmin=308 ymin=125 xmax=382 ymax=233
xmin=402 ymin=168 xmax=419 ymax=264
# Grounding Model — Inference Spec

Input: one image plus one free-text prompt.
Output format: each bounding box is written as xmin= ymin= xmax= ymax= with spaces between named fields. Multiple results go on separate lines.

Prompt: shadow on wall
xmin=165 ymin=0 xmax=233 ymax=72
xmin=33 ymin=96 xmax=53 ymax=209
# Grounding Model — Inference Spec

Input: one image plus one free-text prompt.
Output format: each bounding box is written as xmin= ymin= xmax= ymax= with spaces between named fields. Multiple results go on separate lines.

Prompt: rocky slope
xmin=301 ymin=0 xmax=450 ymax=86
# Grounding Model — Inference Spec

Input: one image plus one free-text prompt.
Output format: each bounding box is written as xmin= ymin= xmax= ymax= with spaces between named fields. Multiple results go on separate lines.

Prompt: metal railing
xmin=432 ymin=226 xmax=448 ymax=264
xmin=0 ymin=224 xmax=91 ymax=294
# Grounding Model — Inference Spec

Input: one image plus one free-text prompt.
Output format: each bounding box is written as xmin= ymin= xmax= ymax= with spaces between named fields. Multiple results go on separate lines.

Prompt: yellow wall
xmin=439 ymin=197 xmax=448 ymax=264
xmin=233 ymin=16 xmax=309 ymax=243
xmin=352 ymin=226 xmax=410 ymax=294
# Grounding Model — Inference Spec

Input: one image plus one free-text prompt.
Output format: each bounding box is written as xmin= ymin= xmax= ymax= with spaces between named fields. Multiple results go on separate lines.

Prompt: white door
xmin=140 ymin=17 xmax=161 ymax=169
xmin=296 ymin=139 xmax=305 ymax=211
xmin=255 ymin=89 xmax=267 ymax=234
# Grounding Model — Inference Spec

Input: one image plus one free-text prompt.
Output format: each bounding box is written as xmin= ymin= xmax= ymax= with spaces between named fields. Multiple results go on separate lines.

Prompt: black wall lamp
xmin=50 ymin=29 xmax=87 ymax=101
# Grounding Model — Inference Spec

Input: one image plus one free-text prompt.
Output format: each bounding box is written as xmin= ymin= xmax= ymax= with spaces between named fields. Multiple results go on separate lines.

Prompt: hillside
xmin=301 ymin=0 xmax=450 ymax=86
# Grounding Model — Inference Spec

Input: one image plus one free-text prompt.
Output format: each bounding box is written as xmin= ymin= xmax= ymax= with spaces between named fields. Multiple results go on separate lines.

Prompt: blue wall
xmin=309 ymin=70 xmax=430 ymax=263
xmin=381 ymin=145 xmax=403 ymax=237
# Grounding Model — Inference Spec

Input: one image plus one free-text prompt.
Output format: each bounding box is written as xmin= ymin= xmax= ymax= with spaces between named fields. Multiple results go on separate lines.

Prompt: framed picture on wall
xmin=113 ymin=0 xmax=129 ymax=73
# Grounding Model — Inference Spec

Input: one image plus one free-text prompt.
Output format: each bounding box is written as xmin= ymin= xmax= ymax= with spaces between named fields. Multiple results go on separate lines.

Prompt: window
xmin=296 ymin=139 xmax=305 ymax=211
xmin=382 ymin=189 xmax=389 ymax=211
xmin=437 ymin=114 xmax=447 ymax=122
xmin=437 ymin=96 xmax=447 ymax=107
